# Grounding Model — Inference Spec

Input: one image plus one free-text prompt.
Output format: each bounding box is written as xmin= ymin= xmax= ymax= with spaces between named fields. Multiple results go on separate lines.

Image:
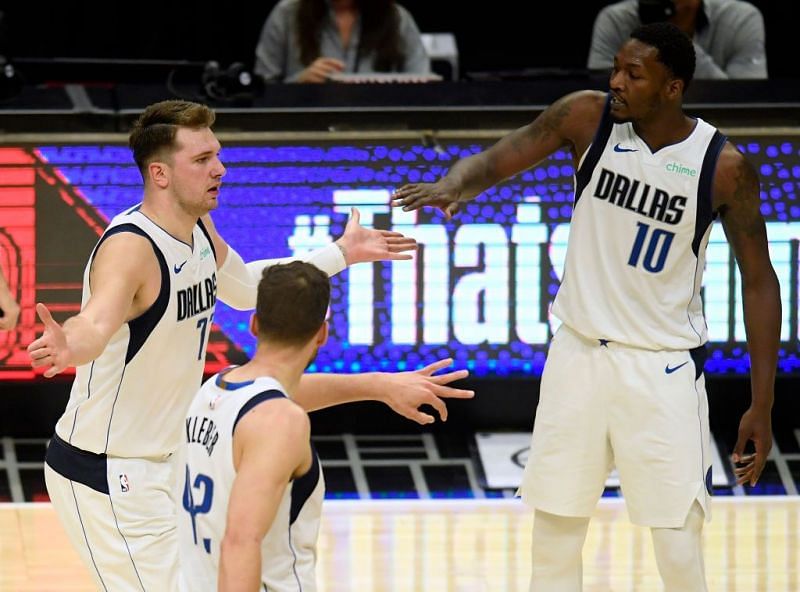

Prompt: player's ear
xmin=666 ymin=77 xmax=683 ymax=100
xmin=249 ymin=313 xmax=258 ymax=338
xmin=316 ymin=321 xmax=328 ymax=347
xmin=148 ymin=161 xmax=169 ymax=189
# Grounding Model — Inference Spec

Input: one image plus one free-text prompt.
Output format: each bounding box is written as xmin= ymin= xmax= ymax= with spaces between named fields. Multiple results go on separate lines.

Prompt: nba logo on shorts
xmin=119 ymin=474 xmax=130 ymax=493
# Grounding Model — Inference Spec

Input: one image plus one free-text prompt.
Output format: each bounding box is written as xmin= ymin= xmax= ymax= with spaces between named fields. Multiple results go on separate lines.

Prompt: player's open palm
xmin=28 ymin=303 xmax=71 ymax=378
xmin=337 ymin=207 xmax=417 ymax=264
xmin=382 ymin=358 xmax=474 ymax=424
xmin=391 ymin=180 xmax=461 ymax=219
xmin=732 ymin=406 xmax=772 ymax=486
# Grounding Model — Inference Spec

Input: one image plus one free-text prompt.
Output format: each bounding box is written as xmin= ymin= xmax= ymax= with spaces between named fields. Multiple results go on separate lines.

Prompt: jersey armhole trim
xmin=693 ymin=130 xmax=727 ymax=256
xmin=87 ymin=224 xmax=171 ymax=364
xmin=196 ymin=218 xmax=217 ymax=264
xmin=574 ymin=94 xmax=614 ymax=203
xmin=232 ymin=389 xmax=287 ymax=436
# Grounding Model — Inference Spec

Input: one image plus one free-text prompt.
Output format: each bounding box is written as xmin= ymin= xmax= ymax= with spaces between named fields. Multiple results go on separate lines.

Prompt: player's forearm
xmin=294 ymin=372 xmax=387 ymax=412
xmin=742 ymin=271 xmax=781 ymax=410
xmin=219 ymin=537 xmax=262 ymax=592
xmin=217 ymin=245 xmax=346 ymax=310
xmin=62 ymin=315 xmax=110 ymax=367
xmin=444 ymin=151 xmax=503 ymax=203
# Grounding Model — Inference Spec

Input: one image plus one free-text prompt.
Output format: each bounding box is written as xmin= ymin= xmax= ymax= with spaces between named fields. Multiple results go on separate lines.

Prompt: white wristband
xmin=217 ymin=243 xmax=348 ymax=311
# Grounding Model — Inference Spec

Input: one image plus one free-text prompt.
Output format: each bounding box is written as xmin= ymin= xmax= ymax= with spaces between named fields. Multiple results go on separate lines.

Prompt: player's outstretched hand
xmin=391 ymin=180 xmax=461 ymax=220
xmin=0 ymin=300 xmax=19 ymax=331
xmin=381 ymin=358 xmax=473 ymax=425
xmin=335 ymin=207 xmax=417 ymax=265
xmin=732 ymin=406 xmax=772 ymax=486
xmin=28 ymin=303 xmax=71 ymax=378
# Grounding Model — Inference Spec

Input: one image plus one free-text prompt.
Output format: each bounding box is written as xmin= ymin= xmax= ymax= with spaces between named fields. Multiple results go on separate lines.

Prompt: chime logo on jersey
xmin=593 ymin=168 xmax=687 ymax=225
xmin=177 ymin=273 xmax=217 ymax=321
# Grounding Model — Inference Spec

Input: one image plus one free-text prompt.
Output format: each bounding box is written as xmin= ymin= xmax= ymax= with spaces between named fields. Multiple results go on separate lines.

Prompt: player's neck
xmin=632 ymin=111 xmax=696 ymax=153
xmin=227 ymin=345 xmax=309 ymax=397
xmin=139 ymin=194 xmax=198 ymax=244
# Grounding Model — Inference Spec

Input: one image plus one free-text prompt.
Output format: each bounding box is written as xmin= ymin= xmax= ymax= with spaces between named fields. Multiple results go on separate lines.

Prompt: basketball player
xmin=0 ymin=268 xmax=19 ymax=330
xmin=180 ymin=261 xmax=329 ymax=592
xmin=392 ymin=23 xmax=780 ymax=591
xmin=27 ymin=100 xmax=472 ymax=591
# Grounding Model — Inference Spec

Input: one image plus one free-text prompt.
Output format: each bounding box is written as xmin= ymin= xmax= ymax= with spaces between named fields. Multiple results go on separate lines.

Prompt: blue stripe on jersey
xmin=100 ymin=224 xmax=170 ymax=364
xmin=89 ymin=224 xmax=171 ymax=363
xmin=690 ymin=344 xmax=708 ymax=381
xmin=215 ymin=370 xmax=255 ymax=390
xmin=46 ymin=433 xmax=109 ymax=494
xmin=574 ymin=94 xmax=614 ymax=203
xmin=196 ymin=218 xmax=217 ymax=264
xmin=693 ymin=130 xmax=727 ymax=256
xmin=231 ymin=389 xmax=287 ymax=434
xmin=290 ymin=447 xmax=320 ymax=526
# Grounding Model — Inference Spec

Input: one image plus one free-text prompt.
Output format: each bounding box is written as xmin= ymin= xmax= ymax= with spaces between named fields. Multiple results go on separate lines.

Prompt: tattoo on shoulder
xmin=528 ymin=96 xmax=572 ymax=142
xmin=724 ymin=156 xmax=765 ymax=239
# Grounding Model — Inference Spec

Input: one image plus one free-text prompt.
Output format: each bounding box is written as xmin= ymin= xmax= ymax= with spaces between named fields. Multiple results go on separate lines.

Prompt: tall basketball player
xmin=27 ymin=100 xmax=473 ymax=591
xmin=393 ymin=23 xmax=780 ymax=592
xmin=180 ymin=261 xmax=330 ymax=592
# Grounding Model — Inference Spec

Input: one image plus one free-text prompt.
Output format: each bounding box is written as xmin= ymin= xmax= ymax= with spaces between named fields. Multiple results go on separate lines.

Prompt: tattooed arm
xmin=714 ymin=143 xmax=781 ymax=486
xmin=391 ymin=90 xmax=606 ymax=218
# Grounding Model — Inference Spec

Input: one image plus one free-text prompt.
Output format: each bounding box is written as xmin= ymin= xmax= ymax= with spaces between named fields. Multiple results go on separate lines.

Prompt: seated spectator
xmin=255 ymin=0 xmax=430 ymax=83
xmin=588 ymin=0 xmax=767 ymax=79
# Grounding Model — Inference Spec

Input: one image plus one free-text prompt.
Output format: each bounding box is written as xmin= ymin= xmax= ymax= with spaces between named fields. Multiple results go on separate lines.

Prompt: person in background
xmin=588 ymin=0 xmax=767 ymax=79
xmin=0 ymin=268 xmax=19 ymax=330
xmin=254 ymin=0 xmax=430 ymax=83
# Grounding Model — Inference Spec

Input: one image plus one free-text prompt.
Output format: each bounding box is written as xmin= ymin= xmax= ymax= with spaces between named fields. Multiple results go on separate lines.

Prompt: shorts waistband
xmin=46 ymin=434 xmax=109 ymax=495
xmin=560 ymin=325 xmax=708 ymax=356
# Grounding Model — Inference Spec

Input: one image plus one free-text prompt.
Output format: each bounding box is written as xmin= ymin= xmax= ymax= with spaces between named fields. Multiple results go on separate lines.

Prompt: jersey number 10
xmin=627 ymin=222 xmax=675 ymax=273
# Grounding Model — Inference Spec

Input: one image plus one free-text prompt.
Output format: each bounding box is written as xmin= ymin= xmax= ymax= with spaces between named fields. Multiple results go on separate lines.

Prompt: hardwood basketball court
xmin=2 ymin=497 xmax=797 ymax=591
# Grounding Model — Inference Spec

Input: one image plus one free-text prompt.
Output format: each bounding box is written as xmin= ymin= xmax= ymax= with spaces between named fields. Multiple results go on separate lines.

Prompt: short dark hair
xmin=128 ymin=100 xmax=215 ymax=178
xmin=630 ymin=22 xmax=695 ymax=90
xmin=255 ymin=261 xmax=330 ymax=346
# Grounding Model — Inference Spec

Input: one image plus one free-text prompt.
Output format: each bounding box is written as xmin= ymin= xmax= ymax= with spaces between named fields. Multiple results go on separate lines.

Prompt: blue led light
xmin=41 ymin=140 xmax=800 ymax=377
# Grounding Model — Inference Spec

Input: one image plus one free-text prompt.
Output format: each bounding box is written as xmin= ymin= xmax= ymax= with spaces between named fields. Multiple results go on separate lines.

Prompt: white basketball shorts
xmin=519 ymin=325 xmax=712 ymax=528
xmin=45 ymin=434 xmax=180 ymax=590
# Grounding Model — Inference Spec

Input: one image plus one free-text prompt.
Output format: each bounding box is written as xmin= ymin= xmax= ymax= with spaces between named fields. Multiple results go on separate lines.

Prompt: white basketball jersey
xmin=552 ymin=98 xmax=727 ymax=350
xmin=179 ymin=373 xmax=324 ymax=592
xmin=54 ymin=205 xmax=218 ymax=457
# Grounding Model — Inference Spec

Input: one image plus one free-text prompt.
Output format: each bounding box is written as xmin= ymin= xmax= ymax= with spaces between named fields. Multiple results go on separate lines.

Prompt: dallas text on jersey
xmin=593 ymin=168 xmax=687 ymax=225
xmin=178 ymin=273 xmax=217 ymax=322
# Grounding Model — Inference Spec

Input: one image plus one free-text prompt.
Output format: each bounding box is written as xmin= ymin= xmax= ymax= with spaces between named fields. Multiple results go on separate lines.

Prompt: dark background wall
xmin=2 ymin=1 xmax=798 ymax=79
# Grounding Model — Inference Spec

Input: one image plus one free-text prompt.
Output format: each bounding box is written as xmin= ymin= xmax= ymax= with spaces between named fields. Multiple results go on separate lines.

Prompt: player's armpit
xmin=85 ymin=231 xmax=158 ymax=332
xmin=220 ymin=401 xmax=310 ymax=591
xmin=28 ymin=232 xmax=156 ymax=374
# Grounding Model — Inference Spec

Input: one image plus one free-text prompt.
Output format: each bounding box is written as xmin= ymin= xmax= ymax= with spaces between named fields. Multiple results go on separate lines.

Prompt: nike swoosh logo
xmin=665 ymin=361 xmax=689 ymax=374
xmin=614 ymin=143 xmax=638 ymax=153
xmin=174 ymin=260 xmax=188 ymax=274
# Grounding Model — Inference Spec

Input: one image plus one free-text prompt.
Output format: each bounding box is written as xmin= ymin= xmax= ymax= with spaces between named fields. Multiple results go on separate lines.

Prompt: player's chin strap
xmin=216 ymin=244 xmax=347 ymax=310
